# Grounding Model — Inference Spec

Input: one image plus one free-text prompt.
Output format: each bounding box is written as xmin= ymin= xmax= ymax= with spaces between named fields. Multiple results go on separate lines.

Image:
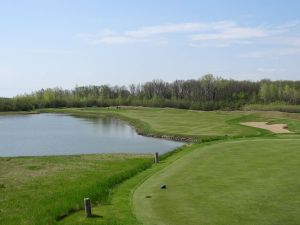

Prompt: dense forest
xmin=1 ymin=74 xmax=300 ymax=111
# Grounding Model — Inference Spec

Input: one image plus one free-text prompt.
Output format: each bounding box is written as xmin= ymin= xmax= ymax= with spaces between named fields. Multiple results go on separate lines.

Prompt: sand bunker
xmin=240 ymin=122 xmax=293 ymax=134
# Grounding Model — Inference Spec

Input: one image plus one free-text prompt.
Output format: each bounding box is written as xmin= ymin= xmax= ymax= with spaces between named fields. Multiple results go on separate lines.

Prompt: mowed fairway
xmin=107 ymin=108 xmax=300 ymax=136
xmin=134 ymin=139 xmax=300 ymax=225
xmin=114 ymin=108 xmax=257 ymax=137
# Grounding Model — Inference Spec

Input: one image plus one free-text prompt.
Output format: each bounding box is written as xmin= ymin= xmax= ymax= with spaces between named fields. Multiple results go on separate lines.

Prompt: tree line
xmin=1 ymin=74 xmax=300 ymax=111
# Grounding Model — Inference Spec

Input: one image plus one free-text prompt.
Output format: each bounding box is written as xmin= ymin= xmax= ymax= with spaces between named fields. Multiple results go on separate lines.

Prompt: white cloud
xmin=286 ymin=37 xmax=300 ymax=47
xmin=189 ymin=42 xmax=231 ymax=48
xmin=241 ymin=47 xmax=300 ymax=58
xmin=125 ymin=22 xmax=209 ymax=38
xmin=92 ymin=36 xmax=141 ymax=44
xmin=273 ymin=21 xmax=299 ymax=31
xmin=190 ymin=26 xmax=267 ymax=41
xmin=235 ymin=68 xmax=288 ymax=81
xmin=76 ymin=20 xmax=300 ymax=54
xmin=76 ymin=21 xmax=271 ymax=45
xmin=256 ymin=68 xmax=281 ymax=74
xmin=76 ymin=22 xmax=213 ymax=45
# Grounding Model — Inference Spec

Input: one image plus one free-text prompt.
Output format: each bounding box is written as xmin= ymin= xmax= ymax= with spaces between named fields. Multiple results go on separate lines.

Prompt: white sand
xmin=240 ymin=122 xmax=293 ymax=134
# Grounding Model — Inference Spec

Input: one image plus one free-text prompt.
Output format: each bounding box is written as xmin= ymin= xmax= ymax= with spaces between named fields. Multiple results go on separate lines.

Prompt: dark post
xmin=154 ymin=152 xmax=159 ymax=163
xmin=84 ymin=198 xmax=92 ymax=217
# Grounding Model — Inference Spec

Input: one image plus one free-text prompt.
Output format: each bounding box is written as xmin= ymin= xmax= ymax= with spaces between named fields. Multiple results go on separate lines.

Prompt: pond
xmin=0 ymin=113 xmax=183 ymax=157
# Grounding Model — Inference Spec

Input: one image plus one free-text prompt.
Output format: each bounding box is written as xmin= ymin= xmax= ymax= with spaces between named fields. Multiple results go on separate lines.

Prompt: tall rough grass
xmin=0 ymin=156 xmax=153 ymax=225
xmin=243 ymin=103 xmax=300 ymax=113
xmin=53 ymin=159 xmax=152 ymax=223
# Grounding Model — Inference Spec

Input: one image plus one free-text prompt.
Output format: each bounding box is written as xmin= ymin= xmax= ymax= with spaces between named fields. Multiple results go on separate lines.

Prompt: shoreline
xmin=0 ymin=111 xmax=40 ymax=115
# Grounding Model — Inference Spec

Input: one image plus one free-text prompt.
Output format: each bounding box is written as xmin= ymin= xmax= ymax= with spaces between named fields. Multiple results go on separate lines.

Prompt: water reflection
xmin=0 ymin=114 xmax=183 ymax=157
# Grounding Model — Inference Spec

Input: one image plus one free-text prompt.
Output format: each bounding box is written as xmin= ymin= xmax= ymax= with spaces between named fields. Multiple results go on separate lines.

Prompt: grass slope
xmin=133 ymin=139 xmax=300 ymax=225
xmin=0 ymin=154 xmax=152 ymax=225
xmin=59 ymin=145 xmax=195 ymax=225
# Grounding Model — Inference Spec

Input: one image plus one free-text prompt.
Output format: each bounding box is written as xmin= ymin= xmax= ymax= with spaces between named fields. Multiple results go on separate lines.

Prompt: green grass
xmin=2 ymin=107 xmax=300 ymax=225
xmin=59 ymin=144 xmax=194 ymax=225
xmin=133 ymin=139 xmax=300 ymax=225
xmin=42 ymin=107 xmax=300 ymax=139
xmin=43 ymin=107 xmax=263 ymax=139
xmin=244 ymin=103 xmax=300 ymax=113
xmin=0 ymin=154 xmax=152 ymax=225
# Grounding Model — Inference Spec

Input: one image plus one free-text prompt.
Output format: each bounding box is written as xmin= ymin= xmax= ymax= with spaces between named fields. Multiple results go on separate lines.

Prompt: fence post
xmin=154 ymin=152 xmax=159 ymax=163
xmin=84 ymin=198 xmax=92 ymax=217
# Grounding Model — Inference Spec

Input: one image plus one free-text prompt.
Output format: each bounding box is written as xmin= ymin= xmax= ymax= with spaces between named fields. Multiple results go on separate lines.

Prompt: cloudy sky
xmin=0 ymin=0 xmax=300 ymax=97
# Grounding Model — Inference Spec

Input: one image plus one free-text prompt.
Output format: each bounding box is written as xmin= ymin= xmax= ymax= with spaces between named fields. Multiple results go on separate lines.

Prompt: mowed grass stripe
xmin=133 ymin=139 xmax=300 ymax=225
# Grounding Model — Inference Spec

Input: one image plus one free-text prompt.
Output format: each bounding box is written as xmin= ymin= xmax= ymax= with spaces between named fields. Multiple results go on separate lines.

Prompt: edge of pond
xmin=38 ymin=108 xmax=280 ymax=144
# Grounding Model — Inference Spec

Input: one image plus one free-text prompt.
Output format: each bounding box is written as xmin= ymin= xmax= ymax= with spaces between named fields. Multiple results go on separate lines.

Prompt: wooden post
xmin=154 ymin=152 xmax=159 ymax=163
xmin=84 ymin=198 xmax=92 ymax=217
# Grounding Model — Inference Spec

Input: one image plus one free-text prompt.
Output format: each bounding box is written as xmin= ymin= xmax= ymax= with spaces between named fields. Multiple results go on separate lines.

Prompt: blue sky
xmin=0 ymin=0 xmax=300 ymax=97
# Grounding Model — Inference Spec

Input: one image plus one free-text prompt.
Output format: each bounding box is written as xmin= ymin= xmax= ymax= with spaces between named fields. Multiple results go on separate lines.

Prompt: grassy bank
xmin=41 ymin=107 xmax=300 ymax=140
xmin=0 ymin=111 xmax=39 ymax=115
xmin=59 ymin=144 xmax=195 ymax=225
xmin=0 ymin=154 xmax=152 ymax=225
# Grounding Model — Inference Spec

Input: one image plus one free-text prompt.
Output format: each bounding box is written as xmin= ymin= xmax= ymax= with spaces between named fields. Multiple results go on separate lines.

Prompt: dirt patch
xmin=240 ymin=122 xmax=293 ymax=134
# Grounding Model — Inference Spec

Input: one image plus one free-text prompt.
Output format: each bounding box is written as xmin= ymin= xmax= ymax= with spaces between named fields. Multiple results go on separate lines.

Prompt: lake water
xmin=0 ymin=114 xmax=183 ymax=157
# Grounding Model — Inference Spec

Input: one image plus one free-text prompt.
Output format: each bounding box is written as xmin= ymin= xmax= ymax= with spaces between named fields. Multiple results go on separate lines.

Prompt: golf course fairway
xmin=133 ymin=139 xmax=300 ymax=225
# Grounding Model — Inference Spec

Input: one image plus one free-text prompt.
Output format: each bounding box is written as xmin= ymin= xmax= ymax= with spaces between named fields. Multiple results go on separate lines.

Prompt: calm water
xmin=0 ymin=114 xmax=183 ymax=157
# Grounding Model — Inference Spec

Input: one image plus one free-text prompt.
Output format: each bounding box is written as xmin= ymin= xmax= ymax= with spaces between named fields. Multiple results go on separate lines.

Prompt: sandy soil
xmin=240 ymin=122 xmax=293 ymax=134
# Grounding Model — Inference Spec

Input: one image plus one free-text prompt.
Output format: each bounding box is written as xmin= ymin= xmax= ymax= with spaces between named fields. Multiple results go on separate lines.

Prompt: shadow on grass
xmin=89 ymin=214 xmax=103 ymax=219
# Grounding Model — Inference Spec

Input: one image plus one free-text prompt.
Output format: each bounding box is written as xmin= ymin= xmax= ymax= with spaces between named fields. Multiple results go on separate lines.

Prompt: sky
xmin=0 ymin=0 xmax=300 ymax=97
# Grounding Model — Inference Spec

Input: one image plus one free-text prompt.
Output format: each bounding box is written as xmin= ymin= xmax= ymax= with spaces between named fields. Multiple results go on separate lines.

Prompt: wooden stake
xmin=154 ymin=152 xmax=159 ymax=163
xmin=84 ymin=198 xmax=92 ymax=217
